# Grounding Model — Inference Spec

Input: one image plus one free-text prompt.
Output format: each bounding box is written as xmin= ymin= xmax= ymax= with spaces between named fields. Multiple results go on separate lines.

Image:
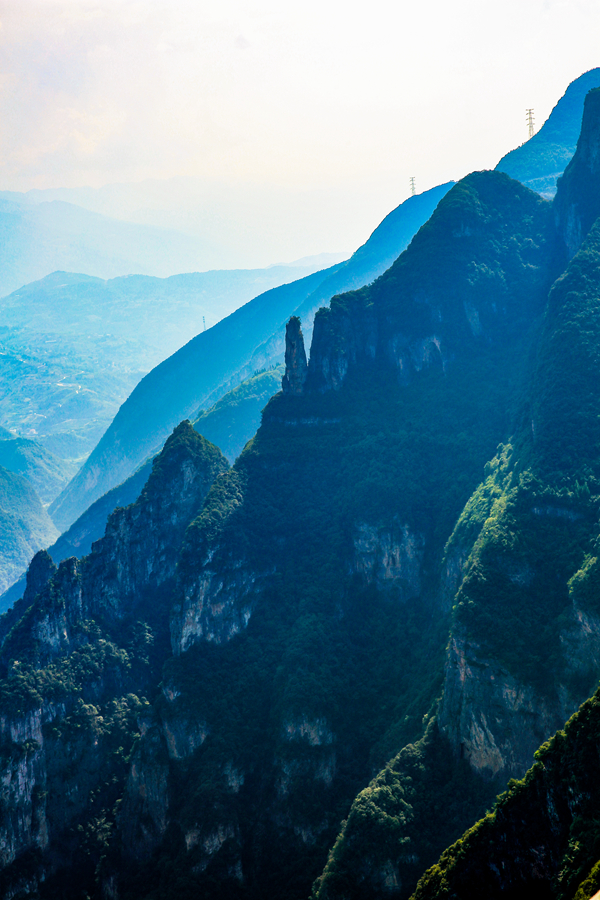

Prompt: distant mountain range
xmin=0 ymin=195 xmax=217 ymax=298
xmin=0 ymin=262 xmax=337 ymax=461
xmin=0 ymin=186 xmax=348 ymax=298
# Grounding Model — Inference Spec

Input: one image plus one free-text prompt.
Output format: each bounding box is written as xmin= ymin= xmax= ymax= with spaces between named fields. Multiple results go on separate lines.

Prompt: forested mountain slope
xmin=193 ymin=366 xmax=285 ymax=463
xmin=3 ymin=81 xmax=600 ymax=900
xmin=0 ymin=164 xmax=562 ymax=899
xmin=412 ymin=686 xmax=600 ymax=900
xmin=313 ymin=86 xmax=600 ymax=900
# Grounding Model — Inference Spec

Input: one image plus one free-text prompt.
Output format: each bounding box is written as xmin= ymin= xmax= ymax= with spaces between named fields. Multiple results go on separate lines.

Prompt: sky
xmin=1 ymin=0 xmax=600 ymax=264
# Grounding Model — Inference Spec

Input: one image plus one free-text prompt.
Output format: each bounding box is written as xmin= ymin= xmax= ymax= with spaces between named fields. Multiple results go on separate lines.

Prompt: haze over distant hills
xmin=0 ymin=189 xmax=347 ymax=298
xmin=0 ymin=262 xmax=335 ymax=461
xmin=0 ymin=178 xmax=398 ymax=291
xmin=0 ymin=464 xmax=59 ymax=595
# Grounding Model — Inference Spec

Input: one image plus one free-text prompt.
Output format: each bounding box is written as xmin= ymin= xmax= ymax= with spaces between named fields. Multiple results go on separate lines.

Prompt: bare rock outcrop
xmin=281 ymin=316 xmax=308 ymax=395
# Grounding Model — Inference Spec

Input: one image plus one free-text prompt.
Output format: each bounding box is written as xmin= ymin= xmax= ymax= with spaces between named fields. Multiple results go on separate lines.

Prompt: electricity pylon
xmin=526 ymin=109 xmax=535 ymax=139
xmin=409 ymin=177 xmax=416 ymax=196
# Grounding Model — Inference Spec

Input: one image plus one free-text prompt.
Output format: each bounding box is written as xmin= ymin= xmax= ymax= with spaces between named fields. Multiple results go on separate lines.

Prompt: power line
xmin=526 ymin=108 xmax=535 ymax=139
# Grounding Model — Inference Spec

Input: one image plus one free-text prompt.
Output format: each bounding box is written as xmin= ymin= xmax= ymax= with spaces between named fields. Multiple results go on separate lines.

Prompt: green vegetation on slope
xmin=312 ymin=721 xmax=498 ymax=900
xmin=118 ymin=171 xmax=562 ymax=900
xmin=451 ymin=217 xmax=600 ymax=692
xmin=411 ymin=687 xmax=600 ymax=900
xmin=194 ymin=366 xmax=284 ymax=462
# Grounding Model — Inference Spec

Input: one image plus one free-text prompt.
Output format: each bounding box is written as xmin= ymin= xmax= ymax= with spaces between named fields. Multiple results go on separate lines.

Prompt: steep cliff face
xmin=412 ymin=688 xmax=600 ymax=900
xmin=313 ymin=92 xmax=600 ymax=900
xmin=438 ymin=217 xmax=600 ymax=783
xmin=307 ymin=295 xmax=378 ymax=392
xmin=0 ymin=423 xmax=228 ymax=897
xmin=438 ymin=629 xmax=578 ymax=779
xmin=353 ymin=522 xmax=424 ymax=599
xmin=83 ymin=421 xmax=228 ymax=626
xmin=555 ymin=87 xmax=600 ymax=257
xmin=4 ymin=91 xmax=600 ymax=900
xmin=306 ymin=171 xmax=559 ymax=395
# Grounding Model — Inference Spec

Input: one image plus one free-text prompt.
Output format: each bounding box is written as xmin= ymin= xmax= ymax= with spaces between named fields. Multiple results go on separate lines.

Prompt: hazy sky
xmin=1 ymin=0 xmax=600 ymax=261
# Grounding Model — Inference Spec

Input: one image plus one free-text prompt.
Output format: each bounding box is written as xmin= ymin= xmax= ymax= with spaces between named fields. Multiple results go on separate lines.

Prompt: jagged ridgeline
xmin=2 ymin=88 xmax=600 ymax=900
xmin=0 ymin=423 xmax=229 ymax=899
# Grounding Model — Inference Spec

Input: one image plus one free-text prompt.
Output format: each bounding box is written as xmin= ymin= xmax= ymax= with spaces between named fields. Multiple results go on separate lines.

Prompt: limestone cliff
xmin=282 ymin=315 xmax=308 ymax=395
xmin=555 ymin=87 xmax=600 ymax=257
xmin=83 ymin=421 xmax=228 ymax=625
xmin=412 ymin=688 xmax=600 ymax=899
xmin=0 ymin=422 xmax=228 ymax=897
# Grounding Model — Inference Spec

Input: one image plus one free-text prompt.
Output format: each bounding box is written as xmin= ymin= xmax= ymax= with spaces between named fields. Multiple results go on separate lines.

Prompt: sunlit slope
xmin=412 ymin=686 xmax=600 ymax=900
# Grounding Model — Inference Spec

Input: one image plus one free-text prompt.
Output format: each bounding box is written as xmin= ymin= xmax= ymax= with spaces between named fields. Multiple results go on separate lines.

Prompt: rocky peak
xmin=22 ymin=549 xmax=57 ymax=606
xmin=83 ymin=420 xmax=229 ymax=624
xmin=555 ymin=87 xmax=600 ymax=257
xmin=281 ymin=316 xmax=308 ymax=395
